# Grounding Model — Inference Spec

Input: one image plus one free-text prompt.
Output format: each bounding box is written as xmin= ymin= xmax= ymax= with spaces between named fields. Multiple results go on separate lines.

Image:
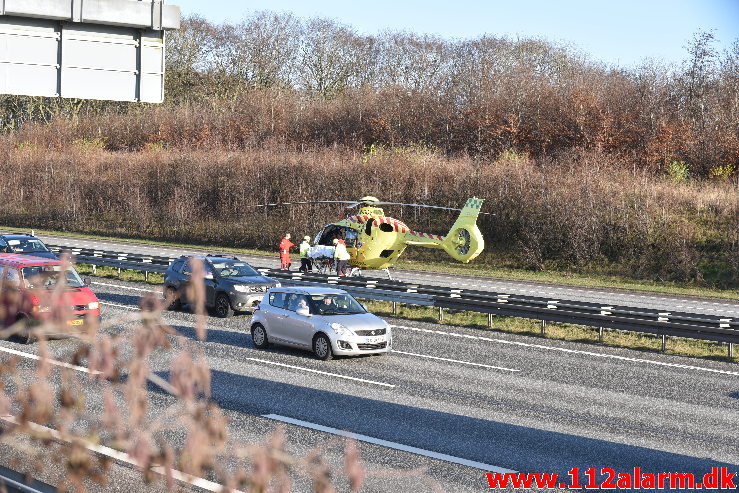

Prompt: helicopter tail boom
xmin=401 ymin=198 xmax=485 ymax=263
xmin=440 ymin=198 xmax=485 ymax=263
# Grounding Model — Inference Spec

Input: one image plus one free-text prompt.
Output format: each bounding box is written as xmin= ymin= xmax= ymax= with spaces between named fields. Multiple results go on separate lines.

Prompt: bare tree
xmin=375 ymin=31 xmax=453 ymax=94
xmin=296 ymin=18 xmax=375 ymax=98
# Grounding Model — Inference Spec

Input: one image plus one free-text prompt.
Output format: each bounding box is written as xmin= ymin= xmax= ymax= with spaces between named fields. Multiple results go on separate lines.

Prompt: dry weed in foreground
xmin=0 ymin=257 xmax=434 ymax=492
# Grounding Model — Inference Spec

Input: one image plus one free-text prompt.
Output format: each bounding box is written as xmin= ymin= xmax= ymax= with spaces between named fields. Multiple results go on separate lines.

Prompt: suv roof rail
xmin=206 ymin=253 xmax=240 ymax=260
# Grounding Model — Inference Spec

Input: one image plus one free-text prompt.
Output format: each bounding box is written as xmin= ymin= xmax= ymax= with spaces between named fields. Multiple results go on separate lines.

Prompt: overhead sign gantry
xmin=0 ymin=0 xmax=180 ymax=102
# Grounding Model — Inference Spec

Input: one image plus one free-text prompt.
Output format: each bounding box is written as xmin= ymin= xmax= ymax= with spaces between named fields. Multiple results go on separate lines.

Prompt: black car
xmin=163 ymin=255 xmax=279 ymax=318
xmin=0 ymin=234 xmax=57 ymax=260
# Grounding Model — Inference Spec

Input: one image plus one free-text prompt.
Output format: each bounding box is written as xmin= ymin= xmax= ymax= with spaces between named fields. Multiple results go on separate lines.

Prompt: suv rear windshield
xmin=211 ymin=261 xmax=259 ymax=277
xmin=7 ymin=238 xmax=50 ymax=253
xmin=21 ymin=265 xmax=85 ymax=289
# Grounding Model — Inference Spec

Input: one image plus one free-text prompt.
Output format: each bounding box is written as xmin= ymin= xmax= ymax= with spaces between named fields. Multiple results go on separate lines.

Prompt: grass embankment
xmin=76 ymin=264 xmax=738 ymax=364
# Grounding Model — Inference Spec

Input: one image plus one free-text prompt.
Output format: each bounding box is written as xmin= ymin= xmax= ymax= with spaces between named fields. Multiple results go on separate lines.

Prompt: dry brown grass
xmin=1 ymin=144 xmax=736 ymax=287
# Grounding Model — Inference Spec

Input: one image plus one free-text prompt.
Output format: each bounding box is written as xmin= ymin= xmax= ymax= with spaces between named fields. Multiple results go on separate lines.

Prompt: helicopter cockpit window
xmin=344 ymin=228 xmax=358 ymax=247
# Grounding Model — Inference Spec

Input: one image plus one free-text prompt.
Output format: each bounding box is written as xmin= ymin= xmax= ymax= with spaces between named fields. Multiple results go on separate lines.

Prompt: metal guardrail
xmin=0 ymin=464 xmax=56 ymax=492
xmin=48 ymin=245 xmax=739 ymax=353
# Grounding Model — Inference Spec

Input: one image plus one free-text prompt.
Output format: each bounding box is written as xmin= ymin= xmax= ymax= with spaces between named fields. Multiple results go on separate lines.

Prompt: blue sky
xmin=172 ymin=0 xmax=739 ymax=67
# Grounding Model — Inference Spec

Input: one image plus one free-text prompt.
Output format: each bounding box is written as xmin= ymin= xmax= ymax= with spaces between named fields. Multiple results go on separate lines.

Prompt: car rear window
xmin=170 ymin=260 xmax=185 ymax=273
xmin=211 ymin=261 xmax=259 ymax=277
xmin=7 ymin=238 xmax=49 ymax=253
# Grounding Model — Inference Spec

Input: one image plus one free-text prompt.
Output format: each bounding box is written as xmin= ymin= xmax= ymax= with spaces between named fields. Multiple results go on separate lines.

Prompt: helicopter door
xmin=315 ymin=225 xmax=359 ymax=247
xmin=315 ymin=225 xmax=342 ymax=246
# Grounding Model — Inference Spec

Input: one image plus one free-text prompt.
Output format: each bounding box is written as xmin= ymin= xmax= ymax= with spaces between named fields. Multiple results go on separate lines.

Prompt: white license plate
xmin=364 ymin=336 xmax=383 ymax=344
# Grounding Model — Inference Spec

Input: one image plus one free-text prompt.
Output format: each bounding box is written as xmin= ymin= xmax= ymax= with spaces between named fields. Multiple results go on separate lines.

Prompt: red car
xmin=0 ymin=254 xmax=100 ymax=343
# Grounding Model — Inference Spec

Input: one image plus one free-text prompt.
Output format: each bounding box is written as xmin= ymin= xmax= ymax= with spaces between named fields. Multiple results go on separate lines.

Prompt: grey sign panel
xmin=0 ymin=17 xmax=59 ymax=97
xmin=0 ymin=0 xmax=178 ymax=102
xmin=3 ymin=0 xmax=72 ymax=20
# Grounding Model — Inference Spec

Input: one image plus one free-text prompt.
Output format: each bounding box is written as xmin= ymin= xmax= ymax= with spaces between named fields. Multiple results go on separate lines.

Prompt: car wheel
xmin=214 ymin=293 xmax=234 ymax=318
xmin=164 ymin=286 xmax=181 ymax=310
xmin=16 ymin=315 xmax=34 ymax=344
xmin=251 ymin=324 xmax=269 ymax=349
xmin=313 ymin=334 xmax=333 ymax=361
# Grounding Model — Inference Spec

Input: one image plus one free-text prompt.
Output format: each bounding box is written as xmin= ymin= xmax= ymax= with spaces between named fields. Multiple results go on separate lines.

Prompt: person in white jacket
xmin=333 ymin=238 xmax=351 ymax=276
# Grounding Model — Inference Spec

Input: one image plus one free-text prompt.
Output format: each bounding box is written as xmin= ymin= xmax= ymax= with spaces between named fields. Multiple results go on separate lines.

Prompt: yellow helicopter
xmin=260 ymin=196 xmax=486 ymax=276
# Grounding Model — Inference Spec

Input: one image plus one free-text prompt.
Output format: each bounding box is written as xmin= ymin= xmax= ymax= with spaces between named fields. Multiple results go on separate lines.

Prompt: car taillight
xmin=30 ymin=295 xmax=43 ymax=313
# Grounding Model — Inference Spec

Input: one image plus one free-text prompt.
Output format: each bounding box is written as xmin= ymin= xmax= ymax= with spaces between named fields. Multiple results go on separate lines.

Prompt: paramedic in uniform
xmin=299 ymin=236 xmax=313 ymax=272
xmin=279 ymin=233 xmax=294 ymax=270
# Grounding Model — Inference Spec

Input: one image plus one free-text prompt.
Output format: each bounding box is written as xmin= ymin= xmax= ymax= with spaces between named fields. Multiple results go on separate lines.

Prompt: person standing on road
xmin=299 ymin=236 xmax=313 ymax=273
xmin=279 ymin=233 xmax=294 ymax=270
xmin=333 ymin=238 xmax=350 ymax=276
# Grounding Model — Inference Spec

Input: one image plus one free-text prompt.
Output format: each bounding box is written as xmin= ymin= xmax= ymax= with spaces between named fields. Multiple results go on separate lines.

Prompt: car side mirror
xmin=296 ymin=307 xmax=311 ymax=317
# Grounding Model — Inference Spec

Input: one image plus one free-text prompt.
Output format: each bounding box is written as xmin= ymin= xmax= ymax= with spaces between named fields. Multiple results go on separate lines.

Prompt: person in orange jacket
xmin=279 ymin=233 xmax=295 ymax=270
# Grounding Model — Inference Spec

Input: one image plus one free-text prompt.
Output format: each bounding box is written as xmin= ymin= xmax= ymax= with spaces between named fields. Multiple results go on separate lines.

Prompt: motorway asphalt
xmin=35 ymin=233 xmax=739 ymax=318
xmin=0 ymin=277 xmax=737 ymax=492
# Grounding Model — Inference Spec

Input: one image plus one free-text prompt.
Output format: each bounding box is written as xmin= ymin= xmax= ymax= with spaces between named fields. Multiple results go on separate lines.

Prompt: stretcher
xmin=306 ymin=245 xmax=335 ymax=275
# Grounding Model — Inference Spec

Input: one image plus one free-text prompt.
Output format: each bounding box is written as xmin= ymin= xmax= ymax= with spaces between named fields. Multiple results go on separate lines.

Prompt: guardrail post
xmin=117 ymin=267 xmax=122 ymax=279
xmin=598 ymin=327 xmax=604 ymax=342
xmin=661 ymin=334 xmax=667 ymax=352
xmin=392 ymin=302 xmax=397 ymax=315
xmin=92 ymin=265 xmax=97 ymax=275
xmin=438 ymin=306 xmax=444 ymax=322
xmin=145 ymin=271 xmax=149 ymax=282
xmin=488 ymin=313 xmax=493 ymax=328
xmin=540 ymin=320 xmax=546 ymax=335
xmin=720 ymin=320 xmax=733 ymax=359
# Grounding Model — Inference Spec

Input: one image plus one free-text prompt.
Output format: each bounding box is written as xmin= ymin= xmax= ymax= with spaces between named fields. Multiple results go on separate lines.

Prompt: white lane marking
xmin=0 ymin=416 xmax=241 ymax=493
xmin=92 ymin=281 xmax=157 ymax=293
xmin=263 ymin=414 xmax=516 ymax=474
xmin=101 ymin=301 xmax=140 ymax=311
xmin=0 ymin=346 xmax=100 ymax=375
xmin=244 ymin=357 xmax=395 ymax=388
xmin=392 ymin=325 xmax=739 ymax=377
xmin=392 ymin=350 xmax=519 ymax=372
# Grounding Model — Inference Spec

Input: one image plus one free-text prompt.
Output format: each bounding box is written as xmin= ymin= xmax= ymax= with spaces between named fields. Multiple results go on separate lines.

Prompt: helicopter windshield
xmin=315 ymin=225 xmax=359 ymax=248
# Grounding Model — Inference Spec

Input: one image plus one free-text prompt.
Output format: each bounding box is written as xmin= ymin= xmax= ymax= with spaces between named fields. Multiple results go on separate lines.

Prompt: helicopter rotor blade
xmin=251 ymin=200 xmax=359 ymax=208
xmin=250 ymin=199 xmax=493 ymax=215
xmin=369 ymin=201 xmax=493 ymax=215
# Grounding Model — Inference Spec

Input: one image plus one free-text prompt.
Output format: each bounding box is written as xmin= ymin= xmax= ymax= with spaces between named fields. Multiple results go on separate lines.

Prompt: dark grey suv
xmin=0 ymin=234 xmax=57 ymax=260
xmin=163 ymin=255 xmax=280 ymax=318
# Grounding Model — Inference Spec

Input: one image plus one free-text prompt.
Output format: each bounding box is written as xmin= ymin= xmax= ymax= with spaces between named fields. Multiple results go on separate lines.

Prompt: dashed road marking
xmin=0 ymin=346 xmax=100 ymax=375
xmin=93 ymin=281 xmax=157 ymax=293
xmin=263 ymin=413 xmax=516 ymax=474
xmin=391 ymin=325 xmax=739 ymax=377
xmin=392 ymin=350 xmax=519 ymax=372
xmin=244 ymin=357 xmax=395 ymax=388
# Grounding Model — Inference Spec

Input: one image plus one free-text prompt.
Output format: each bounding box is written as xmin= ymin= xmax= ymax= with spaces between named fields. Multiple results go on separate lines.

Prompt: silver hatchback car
xmin=250 ymin=287 xmax=392 ymax=360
